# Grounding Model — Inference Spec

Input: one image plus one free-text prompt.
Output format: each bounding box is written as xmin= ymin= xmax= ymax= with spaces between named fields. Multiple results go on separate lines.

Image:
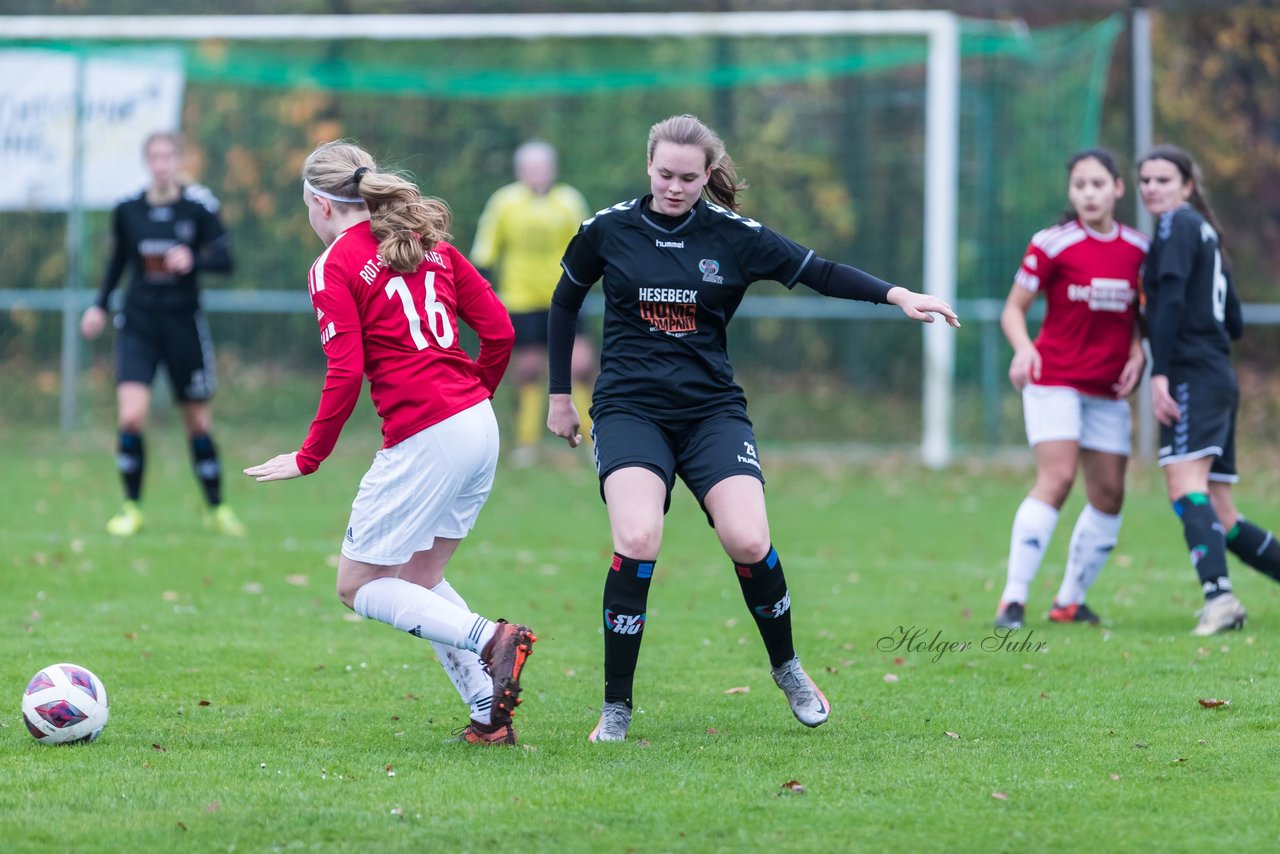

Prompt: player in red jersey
xmin=244 ymin=141 xmax=534 ymax=746
xmin=994 ymin=148 xmax=1148 ymax=631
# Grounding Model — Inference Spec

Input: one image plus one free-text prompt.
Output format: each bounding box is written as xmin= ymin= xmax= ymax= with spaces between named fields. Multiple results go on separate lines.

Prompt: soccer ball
xmin=22 ymin=662 xmax=110 ymax=745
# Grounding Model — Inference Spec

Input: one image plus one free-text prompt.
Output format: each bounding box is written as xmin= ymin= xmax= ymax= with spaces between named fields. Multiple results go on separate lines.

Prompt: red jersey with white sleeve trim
xmin=1013 ymin=219 xmax=1148 ymax=398
xmin=296 ymin=222 xmax=514 ymax=474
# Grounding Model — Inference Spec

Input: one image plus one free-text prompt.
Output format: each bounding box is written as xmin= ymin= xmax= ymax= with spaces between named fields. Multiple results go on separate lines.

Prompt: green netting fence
xmin=0 ymin=16 xmax=1127 ymax=449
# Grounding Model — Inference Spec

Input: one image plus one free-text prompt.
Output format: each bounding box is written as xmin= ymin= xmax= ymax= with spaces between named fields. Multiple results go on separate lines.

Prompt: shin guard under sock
xmin=735 ymin=546 xmax=795 ymax=668
xmin=190 ymin=433 xmax=222 ymax=506
xmin=1174 ymin=493 xmax=1231 ymax=600
xmin=1227 ymin=517 xmax=1280 ymax=584
xmin=602 ymin=553 xmax=654 ymax=709
xmin=117 ymin=431 xmax=144 ymax=502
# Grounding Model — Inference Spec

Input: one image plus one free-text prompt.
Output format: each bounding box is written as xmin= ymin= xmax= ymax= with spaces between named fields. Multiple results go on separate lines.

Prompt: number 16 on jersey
xmin=385 ymin=272 xmax=455 ymax=349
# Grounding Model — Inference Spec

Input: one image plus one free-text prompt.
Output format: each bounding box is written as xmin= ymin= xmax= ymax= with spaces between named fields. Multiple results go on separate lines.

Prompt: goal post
xmin=4 ymin=11 xmax=960 ymax=464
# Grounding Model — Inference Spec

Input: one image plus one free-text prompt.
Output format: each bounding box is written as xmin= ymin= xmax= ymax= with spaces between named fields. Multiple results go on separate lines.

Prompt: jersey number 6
xmin=385 ymin=273 xmax=455 ymax=350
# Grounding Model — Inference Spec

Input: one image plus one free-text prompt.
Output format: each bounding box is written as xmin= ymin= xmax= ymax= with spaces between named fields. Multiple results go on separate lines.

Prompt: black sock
xmin=190 ymin=433 xmax=222 ymax=506
xmin=1174 ymin=493 xmax=1232 ymax=600
xmin=117 ymin=431 xmax=144 ymax=502
xmin=734 ymin=546 xmax=795 ymax=669
xmin=1227 ymin=516 xmax=1280 ymax=584
xmin=602 ymin=553 xmax=654 ymax=709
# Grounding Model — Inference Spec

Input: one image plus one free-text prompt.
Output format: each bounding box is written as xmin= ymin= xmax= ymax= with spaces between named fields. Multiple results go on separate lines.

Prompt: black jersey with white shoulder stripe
xmin=559 ymin=195 xmax=814 ymax=420
xmin=95 ymin=184 xmax=233 ymax=315
xmin=1143 ymin=204 xmax=1233 ymax=379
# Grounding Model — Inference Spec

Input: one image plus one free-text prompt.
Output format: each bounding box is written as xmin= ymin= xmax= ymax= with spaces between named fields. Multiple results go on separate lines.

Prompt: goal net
xmin=0 ymin=12 xmax=1123 ymax=460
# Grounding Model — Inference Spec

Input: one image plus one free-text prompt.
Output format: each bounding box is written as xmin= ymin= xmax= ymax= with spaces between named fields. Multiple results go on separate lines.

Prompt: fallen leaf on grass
xmin=706 ymin=728 xmax=719 ymax=735
xmin=152 ymin=743 xmax=166 ymax=752
xmin=207 ymin=802 xmax=220 ymax=813
xmin=991 ymin=792 xmax=1009 ymax=800
xmin=945 ymin=732 xmax=960 ymax=739
xmin=177 ymin=823 xmax=187 ymax=832
xmin=1109 ymin=774 xmax=1120 ymax=781
xmin=1197 ymin=698 xmax=1230 ymax=708
xmin=724 ymin=686 xmax=750 ymax=695
xmin=780 ymin=780 xmax=806 ymax=794
xmin=1171 ymin=757 xmax=1188 ymax=763
xmin=884 ymin=673 xmax=900 ymax=683
xmin=285 ymin=574 xmax=309 ymax=586
xmin=198 ymin=700 xmax=211 ymax=707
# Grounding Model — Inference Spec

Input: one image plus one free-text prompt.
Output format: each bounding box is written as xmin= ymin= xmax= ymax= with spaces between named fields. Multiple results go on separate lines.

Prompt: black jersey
xmin=560 ymin=195 xmax=814 ymax=420
xmin=95 ymin=184 xmax=233 ymax=315
xmin=1144 ymin=205 xmax=1234 ymax=379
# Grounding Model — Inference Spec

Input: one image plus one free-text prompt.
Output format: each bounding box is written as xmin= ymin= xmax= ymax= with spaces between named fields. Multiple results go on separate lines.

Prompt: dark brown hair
xmin=1139 ymin=143 xmax=1225 ymax=245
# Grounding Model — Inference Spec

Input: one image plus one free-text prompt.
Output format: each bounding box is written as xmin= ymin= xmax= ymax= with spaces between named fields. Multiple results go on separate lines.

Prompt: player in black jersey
xmin=79 ymin=131 xmax=244 ymax=538
xmin=1139 ymin=143 xmax=1280 ymax=635
xmin=546 ymin=114 xmax=959 ymax=742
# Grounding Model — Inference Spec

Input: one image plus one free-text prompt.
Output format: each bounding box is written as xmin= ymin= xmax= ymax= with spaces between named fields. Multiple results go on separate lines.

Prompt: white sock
xmin=1056 ymin=503 xmax=1122 ymax=606
xmin=352 ymin=576 xmax=497 ymax=654
xmin=428 ymin=579 xmax=495 ymax=725
xmin=1001 ymin=496 xmax=1059 ymax=604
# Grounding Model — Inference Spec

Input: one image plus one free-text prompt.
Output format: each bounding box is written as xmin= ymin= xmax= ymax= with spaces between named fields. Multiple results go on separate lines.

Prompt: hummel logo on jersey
xmin=754 ymin=592 xmax=791 ymax=619
xmin=656 ymin=239 xmax=685 ymax=249
xmin=737 ymin=440 xmax=760 ymax=469
xmin=699 ymin=258 xmax=724 ymax=284
xmin=605 ymin=609 xmax=646 ymax=635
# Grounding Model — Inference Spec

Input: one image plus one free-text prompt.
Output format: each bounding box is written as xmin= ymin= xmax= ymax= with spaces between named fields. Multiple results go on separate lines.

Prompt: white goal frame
xmin=4 ymin=11 xmax=959 ymax=467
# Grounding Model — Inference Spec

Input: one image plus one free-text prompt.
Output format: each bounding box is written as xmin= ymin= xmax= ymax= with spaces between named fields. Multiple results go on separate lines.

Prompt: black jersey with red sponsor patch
xmin=95 ymin=185 xmax=232 ymax=315
xmin=559 ymin=195 xmax=813 ymax=420
xmin=1143 ymin=204 xmax=1236 ymax=381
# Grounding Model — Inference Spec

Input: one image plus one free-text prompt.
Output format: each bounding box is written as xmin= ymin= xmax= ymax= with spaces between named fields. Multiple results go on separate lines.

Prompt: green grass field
xmin=4 ymin=418 xmax=1280 ymax=852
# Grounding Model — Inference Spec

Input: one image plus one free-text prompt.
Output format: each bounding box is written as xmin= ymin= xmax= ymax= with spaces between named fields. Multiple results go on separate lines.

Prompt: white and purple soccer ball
xmin=22 ymin=663 xmax=110 ymax=745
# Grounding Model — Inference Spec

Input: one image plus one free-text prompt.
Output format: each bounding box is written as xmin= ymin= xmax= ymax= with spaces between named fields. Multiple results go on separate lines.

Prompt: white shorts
xmin=342 ymin=399 xmax=500 ymax=565
xmin=1021 ymin=384 xmax=1131 ymax=455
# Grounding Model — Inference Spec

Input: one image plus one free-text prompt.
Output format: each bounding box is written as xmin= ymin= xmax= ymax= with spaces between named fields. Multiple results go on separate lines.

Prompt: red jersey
xmin=1013 ymin=219 xmax=1148 ymax=398
xmin=296 ymin=222 xmax=514 ymax=474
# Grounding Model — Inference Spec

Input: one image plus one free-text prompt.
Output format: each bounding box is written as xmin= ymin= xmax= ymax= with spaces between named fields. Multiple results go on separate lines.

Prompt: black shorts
xmin=1157 ymin=374 xmax=1238 ymax=483
xmin=510 ymin=310 xmax=550 ymax=348
xmin=509 ymin=309 xmax=585 ymax=349
xmin=591 ymin=409 xmax=765 ymax=520
xmin=114 ymin=308 xmax=217 ymax=402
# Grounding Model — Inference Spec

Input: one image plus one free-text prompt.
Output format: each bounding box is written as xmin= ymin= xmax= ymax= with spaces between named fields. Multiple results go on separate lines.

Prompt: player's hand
xmin=888 ymin=287 xmax=961 ymax=328
xmin=164 ymin=244 xmax=195 ymax=275
xmin=80 ymin=306 xmax=108 ymax=340
xmin=547 ymin=393 xmax=583 ymax=448
xmin=244 ymin=452 xmax=304 ymax=482
xmin=1008 ymin=345 xmax=1041 ymax=391
xmin=1150 ymin=374 xmax=1180 ymax=427
xmin=1114 ymin=350 xmax=1146 ymax=398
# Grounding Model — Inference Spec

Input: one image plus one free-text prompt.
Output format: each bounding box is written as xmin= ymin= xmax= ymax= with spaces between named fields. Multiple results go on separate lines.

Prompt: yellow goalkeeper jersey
xmin=469 ymin=182 xmax=590 ymax=313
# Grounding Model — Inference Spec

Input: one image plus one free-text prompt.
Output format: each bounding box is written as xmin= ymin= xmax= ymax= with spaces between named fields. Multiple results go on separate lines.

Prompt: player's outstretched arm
xmin=244 ymin=452 xmax=304 ymax=482
xmin=887 ymin=286 xmax=961 ymax=327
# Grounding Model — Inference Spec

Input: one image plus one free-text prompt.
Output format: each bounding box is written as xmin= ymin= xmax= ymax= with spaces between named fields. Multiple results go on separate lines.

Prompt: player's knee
xmin=720 ymin=527 xmax=771 ymax=565
xmin=1035 ymin=471 xmax=1075 ymax=507
xmin=335 ymin=575 xmax=360 ymax=610
xmin=1091 ymin=486 xmax=1124 ymax=515
xmin=118 ymin=415 xmax=146 ymax=433
xmin=613 ymin=527 xmax=662 ymax=561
